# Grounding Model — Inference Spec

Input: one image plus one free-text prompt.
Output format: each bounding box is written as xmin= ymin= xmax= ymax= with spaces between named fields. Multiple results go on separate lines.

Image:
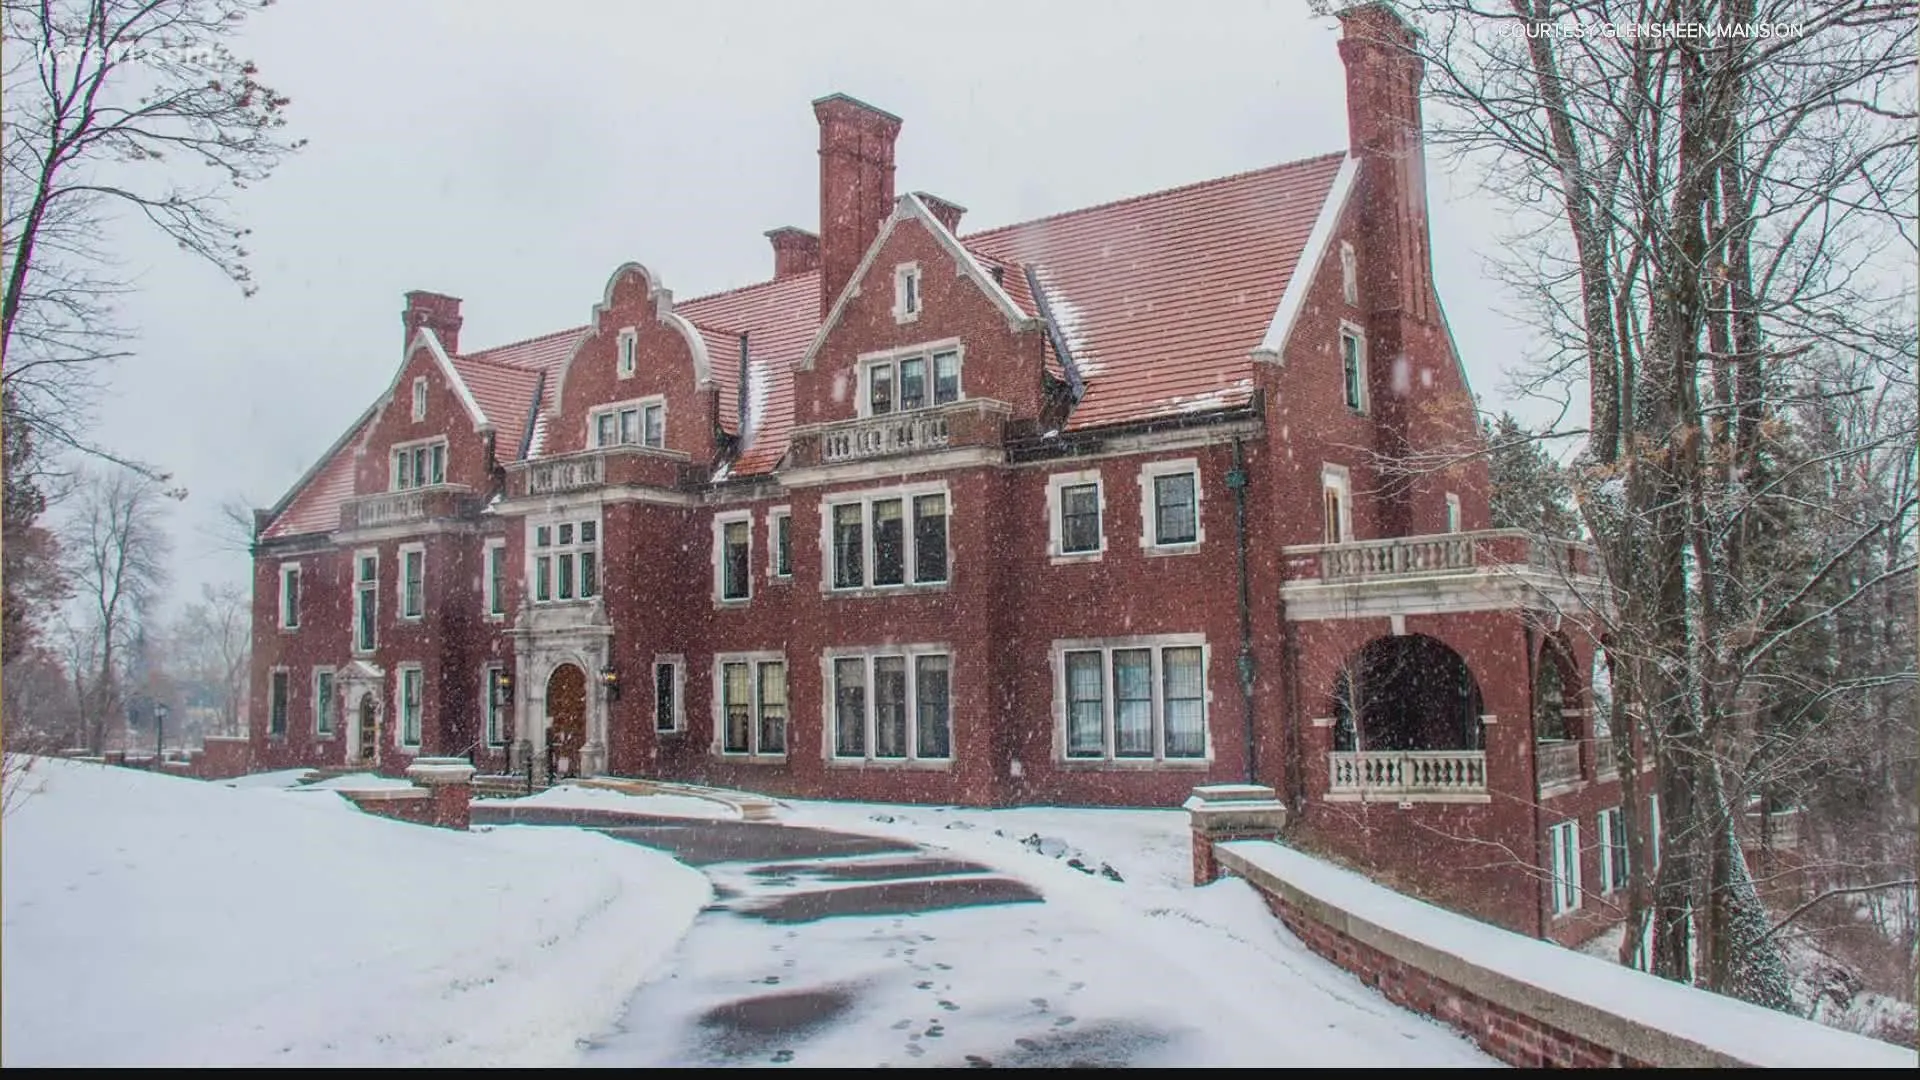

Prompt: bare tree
xmin=170 ymin=579 xmax=249 ymax=737
xmin=1353 ymin=0 xmax=1916 ymax=1011
xmin=0 ymin=0 xmax=303 ymax=464
xmin=63 ymin=465 xmax=177 ymax=750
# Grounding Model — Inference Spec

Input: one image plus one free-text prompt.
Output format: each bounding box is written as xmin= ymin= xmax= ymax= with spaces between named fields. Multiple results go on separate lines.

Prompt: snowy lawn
xmin=0 ymin=757 xmax=709 ymax=1068
xmin=504 ymin=782 xmax=739 ymax=820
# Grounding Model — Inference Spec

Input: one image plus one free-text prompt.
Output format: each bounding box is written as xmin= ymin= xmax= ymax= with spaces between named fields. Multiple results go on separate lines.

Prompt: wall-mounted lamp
xmin=600 ymin=666 xmax=621 ymax=702
xmin=492 ymin=669 xmax=515 ymax=706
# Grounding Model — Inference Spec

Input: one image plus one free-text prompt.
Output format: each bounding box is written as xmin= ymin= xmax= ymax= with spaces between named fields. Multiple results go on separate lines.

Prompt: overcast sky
xmin=96 ymin=0 xmax=1543 ymax=611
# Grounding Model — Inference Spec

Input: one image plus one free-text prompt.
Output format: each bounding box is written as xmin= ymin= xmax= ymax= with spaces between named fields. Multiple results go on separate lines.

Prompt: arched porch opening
xmin=1331 ymin=634 xmax=1484 ymax=754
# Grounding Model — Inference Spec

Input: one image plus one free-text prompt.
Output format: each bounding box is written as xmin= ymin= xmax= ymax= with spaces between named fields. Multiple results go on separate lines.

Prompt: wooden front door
xmin=546 ymin=664 xmax=587 ymax=779
xmin=357 ymin=694 xmax=378 ymax=765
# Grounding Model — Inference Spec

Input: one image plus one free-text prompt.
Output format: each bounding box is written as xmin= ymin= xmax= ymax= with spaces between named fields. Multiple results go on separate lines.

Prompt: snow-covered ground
xmin=0 ymin=757 xmax=709 ymax=1068
xmin=507 ymin=782 xmax=739 ymax=820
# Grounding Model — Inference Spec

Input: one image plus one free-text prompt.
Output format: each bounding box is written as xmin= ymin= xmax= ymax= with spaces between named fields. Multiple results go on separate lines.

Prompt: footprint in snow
xmin=965 ymin=1055 xmax=993 ymax=1068
xmin=937 ymin=1000 xmax=959 ymax=1012
xmin=916 ymin=981 xmax=934 ymax=990
xmin=1054 ymin=1015 xmax=1077 ymax=1028
xmin=1068 ymin=981 xmax=1085 ymax=992
xmin=905 ymin=1043 xmax=926 ymax=1058
xmin=1030 ymin=997 xmax=1049 ymax=1012
xmin=934 ymin=962 xmax=952 ymax=971
xmin=891 ymin=1019 xmax=913 ymax=1030
xmin=925 ymin=1024 xmax=946 ymax=1038
xmin=770 ymin=1049 xmax=794 ymax=1063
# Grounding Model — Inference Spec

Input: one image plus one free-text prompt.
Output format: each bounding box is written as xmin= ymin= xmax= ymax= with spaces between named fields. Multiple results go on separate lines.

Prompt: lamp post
xmin=155 ymin=703 xmax=169 ymax=762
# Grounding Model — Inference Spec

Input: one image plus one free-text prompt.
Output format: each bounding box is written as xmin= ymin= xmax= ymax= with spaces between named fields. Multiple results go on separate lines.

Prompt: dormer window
xmin=894 ymin=264 xmax=922 ymax=323
xmin=411 ymin=376 xmax=428 ymax=421
xmin=1340 ymin=241 xmax=1358 ymax=306
xmin=862 ymin=346 xmax=961 ymax=417
xmin=392 ymin=438 xmax=447 ymax=491
xmin=617 ymin=328 xmax=637 ymax=379
xmin=591 ymin=397 xmax=666 ymax=449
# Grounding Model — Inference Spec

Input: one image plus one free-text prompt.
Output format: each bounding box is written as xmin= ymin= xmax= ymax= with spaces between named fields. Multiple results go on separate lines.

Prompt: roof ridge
xmin=459 ymin=325 xmax=590 ymax=364
xmin=678 ymin=268 xmax=819 ymax=308
xmin=961 ymin=150 xmax=1345 ymax=242
xmin=452 ymin=350 xmax=546 ymax=374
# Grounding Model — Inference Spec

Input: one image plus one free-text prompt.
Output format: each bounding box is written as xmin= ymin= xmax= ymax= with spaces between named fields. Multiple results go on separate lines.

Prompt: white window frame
xmin=856 ymin=340 xmax=964 ymax=418
xmin=1051 ymin=635 xmax=1211 ymax=765
xmin=713 ymin=651 xmax=787 ymax=759
xmin=396 ymin=663 xmax=423 ymax=750
xmin=390 ymin=436 xmax=448 ymax=491
xmin=1648 ymin=793 xmax=1662 ymax=869
xmin=411 ymin=375 xmax=428 ymax=422
xmin=588 ymin=395 xmax=666 ymax=450
xmin=894 ymin=262 xmax=922 ymax=323
xmin=484 ymin=538 xmax=508 ymax=620
xmin=527 ymin=514 xmax=601 ymax=605
xmin=1138 ymin=458 xmax=1203 ymax=552
xmin=266 ymin=666 xmax=290 ymax=739
xmin=654 ymin=654 xmax=686 ymax=734
xmin=1339 ymin=240 xmax=1358 ymax=306
xmin=714 ymin=510 xmax=753 ymax=604
xmin=1445 ymin=492 xmax=1462 ymax=534
xmin=1322 ymin=464 xmax=1353 ymax=545
xmin=1598 ymin=807 xmax=1627 ymax=894
xmin=352 ymin=549 xmax=379 ymax=655
xmin=312 ymin=666 xmax=336 ymax=738
xmin=821 ymin=481 xmax=952 ymax=594
xmin=768 ymin=506 xmax=792 ymax=580
xmin=1338 ymin=321 xmax=1369 ymax=415
xmin=398 ymin=543 xmax=426 ymax=622
xmin=1549 ymin=819 xmax=1582 ymax=915
xmin=617 ymin=326 xmax=638 ymax=379
xmin=824 ymin=645 xmax=954 ymax=766
xmin=278 ymin=562 xmax=301 ymax=630
xmin=1048 ymin=469 xmax=1107 ymax=562
xmin=482 ymin=664 xmax=506 ymax=747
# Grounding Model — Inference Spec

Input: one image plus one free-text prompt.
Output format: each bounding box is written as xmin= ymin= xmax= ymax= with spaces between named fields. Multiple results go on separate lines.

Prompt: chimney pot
xmin=765 ymin=227 xmax=821 ymax=279
xmin=403 ymin=291 xmax=464 ymax=356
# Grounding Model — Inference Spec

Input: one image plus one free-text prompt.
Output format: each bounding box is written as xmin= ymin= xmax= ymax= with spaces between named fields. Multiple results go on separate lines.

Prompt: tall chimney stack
xmin=814 ymin=93 xmax=902 ymax=317
xmin=1338 ymin=2 xmax=1434 ymax=325
xmin=765 ymin=226 xmax=821 ymax=279
xmin=402 ymin=291 xmax=464 ymax=355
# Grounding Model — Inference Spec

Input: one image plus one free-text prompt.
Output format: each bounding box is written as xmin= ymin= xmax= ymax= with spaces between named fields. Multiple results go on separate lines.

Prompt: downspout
xmin=1229 ymin=437 xmax=1256 ymax=784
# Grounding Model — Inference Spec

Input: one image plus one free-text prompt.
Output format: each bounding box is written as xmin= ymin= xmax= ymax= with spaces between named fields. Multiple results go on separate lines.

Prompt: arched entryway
xmin=546 ymin=663 xmax=587 ymax=779
xmin=1331 ymin=634 xmax=1484 ymax=753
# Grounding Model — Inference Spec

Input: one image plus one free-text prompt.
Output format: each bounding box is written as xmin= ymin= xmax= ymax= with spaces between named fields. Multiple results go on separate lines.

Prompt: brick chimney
xmin=765 ymin=226 xmax=821 ymax=279
xmin=814 ymin=93 xmax=902 ymax=317
xmin=915 ymin=192 xmax=966 ymax=235
xmin=402 ymin=291 xmax=464 ymax=355
xmin=1338 ymin=2 xmax=1434 ymax=325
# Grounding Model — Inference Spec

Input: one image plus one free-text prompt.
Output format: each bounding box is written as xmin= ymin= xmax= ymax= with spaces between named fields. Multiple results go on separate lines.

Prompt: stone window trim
xmin=278 ymin=561 xmax=301 ymax=631
xmin=351 ymin=548 xmax=379 ymax=655
xmin=1338 ymin=320 xmax=1370 ymax=416
xmin=527 ymin=512 xmax=601 ymax=606
xmin=1548 ymin=818 xmax=1582 ymax=916
xmin=411 ymin=375 xmax=428 ymax=422
xmin=1322 ymin=463 xmax=1354 ymax=546
xmin=588 ymin=394 xmax=666 ymax=450
xmin=713 ymin=510 xmax=754 ymax=606
xmin=893 ymin=262 xmax=922 ymax=324
xmin=1050 ymin=634 xmax=1212 ymax=767
xmin=267 ymin=665 xmax=291 ymax=740
xmin=312 ymin=666 xmax=336 ymax=739
xmin=1339 ymin=240 xmax=1358 ymax=307
xmin=481 ymin=663 xmax=509 ymax=748
xmin=767 ymin=506 xmax=792 ymax=581
xmin=483 ymin=538 xmax=508 ymax=621
xmin=1047 ymin=468 xmax=1107 ymax=563
xmin=616 ymin=326 xmax=638 ymax=379
xmin=397 ymin=542 xmax=426 ymax=623
xmin=1137 ymin=457 xmax=1204 ymax=553
xmin=395 ymin=663 xmax=424 ymax=753
xmin=654 ymin=654 xmax=687 ymax=734
xmin=390 ymin=435 xmax=448 ymax=492
xmin=822 ymin=644 xmax=954 ymax=769
xmin=712 ymin=651 xmax=787 ymax=762
xmin=820 ymin=479 xmax=952 ymax=595
xmin=856 ymin=339 xmax=964 ymax=419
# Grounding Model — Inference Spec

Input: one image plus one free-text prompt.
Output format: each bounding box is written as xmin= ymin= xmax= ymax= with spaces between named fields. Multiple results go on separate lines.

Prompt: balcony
xmin=1328 ymin=750 xmax=1487 ymax=800
xmin=340 ymin=484 xmax=476 ymax=531
xmin=1281 ymin=529 xmax=1605 ymax=621
xmin=788 ymin=399 xmax=1011 ymax=470
xmin=508 ymin=444 xmax=690 ymax=499
xmin=1536 ymin=740 xmax=1582 ymax=791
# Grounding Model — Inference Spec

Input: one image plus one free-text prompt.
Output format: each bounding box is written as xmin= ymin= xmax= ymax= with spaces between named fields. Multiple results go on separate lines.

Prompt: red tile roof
xmin=964 ymin=153 xmax=1345 ymax=430
xmin=262 ymin=154 xmax=1344 ymax=537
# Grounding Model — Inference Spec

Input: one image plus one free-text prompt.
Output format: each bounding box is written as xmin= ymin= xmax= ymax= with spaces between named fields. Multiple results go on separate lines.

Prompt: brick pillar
xmin=405 ymin=757 xmax=476 ymax=831
xmin=1185 ymin=783 xmax=1290 ymax=885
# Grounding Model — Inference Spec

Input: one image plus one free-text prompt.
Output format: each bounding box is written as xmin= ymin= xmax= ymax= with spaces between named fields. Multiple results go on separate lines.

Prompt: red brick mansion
xmin=247 ymin=4 xmax=1649 ymax=944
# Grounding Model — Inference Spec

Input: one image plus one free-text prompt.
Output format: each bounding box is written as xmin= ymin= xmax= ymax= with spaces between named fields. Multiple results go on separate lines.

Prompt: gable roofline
xmin=800 ymin=193 xmax=1040 ymax=371
xmin=392 ymin=325 xmax=493 ymax=432
xmin=550 ymin=261 xmax=716 ymax=421
xmin=1252 ymin=153 xmax=1360 ymax=362
xmin=258 ymin=402 xmax=379 ymax=537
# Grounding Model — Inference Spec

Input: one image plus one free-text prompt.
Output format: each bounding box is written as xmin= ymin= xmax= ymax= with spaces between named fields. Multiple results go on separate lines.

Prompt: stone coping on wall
xmin=1214 ymin=840 xmax=1915 ymax=1069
